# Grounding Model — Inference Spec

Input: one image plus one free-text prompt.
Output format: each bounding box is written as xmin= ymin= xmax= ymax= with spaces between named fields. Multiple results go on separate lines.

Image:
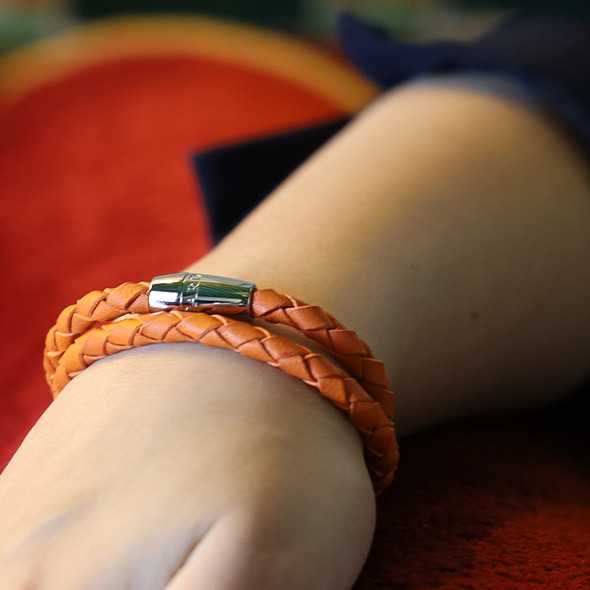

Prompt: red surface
xmin=0 ymin=52 xmax=589 ymax=589
xmin=0 ymin=55 xmax=345 ymax=467
xmin=359 ymin=418 xmax=590 ymax=589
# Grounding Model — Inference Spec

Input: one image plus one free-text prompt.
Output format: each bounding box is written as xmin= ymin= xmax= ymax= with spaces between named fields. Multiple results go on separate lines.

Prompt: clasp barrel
xmin=148 ymin=273 xmax=255 ymax=313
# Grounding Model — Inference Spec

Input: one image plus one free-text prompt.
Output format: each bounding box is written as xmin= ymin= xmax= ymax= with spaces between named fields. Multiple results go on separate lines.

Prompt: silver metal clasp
xmin=148 ymin=273 xmax=255 ymax=313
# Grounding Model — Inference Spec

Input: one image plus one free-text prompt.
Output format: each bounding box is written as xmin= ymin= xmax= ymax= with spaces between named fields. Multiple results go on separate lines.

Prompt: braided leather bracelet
xmin=44 ymin=273 xmax=399 ymax=494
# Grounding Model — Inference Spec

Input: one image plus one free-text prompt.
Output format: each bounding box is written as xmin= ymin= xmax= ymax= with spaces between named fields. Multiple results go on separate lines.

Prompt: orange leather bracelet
xmin=44 ymin=273 xmax=399 ymax=495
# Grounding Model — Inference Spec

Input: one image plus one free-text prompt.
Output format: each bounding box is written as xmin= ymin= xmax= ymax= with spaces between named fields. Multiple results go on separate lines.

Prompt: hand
xmin=0 ymin=344 xmax=376 ymax=590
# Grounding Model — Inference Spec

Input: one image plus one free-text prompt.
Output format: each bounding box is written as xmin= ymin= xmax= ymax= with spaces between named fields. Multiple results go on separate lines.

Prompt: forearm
xmin=4 ymin=79 xmax=590 ymax=590
xmin=31 ymin=83 xmax=590 ymax=451
xmin=192 ymin=84 xmax=590 ymax=434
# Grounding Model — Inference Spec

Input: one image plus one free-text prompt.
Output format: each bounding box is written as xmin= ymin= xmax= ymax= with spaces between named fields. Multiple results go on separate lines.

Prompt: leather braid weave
xmin=44 ymin=281 xmax=399 ymax=494
xmin=251 ymin=289 xmax=394 ymax=419
xmin=45 ymin=282 xmax=395 ymax=417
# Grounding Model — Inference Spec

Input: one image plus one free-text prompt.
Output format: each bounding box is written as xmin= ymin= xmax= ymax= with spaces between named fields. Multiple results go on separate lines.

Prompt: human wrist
xmin=43 ymin=268 xmax=398 ymax=495
xmin=60 ymin=341 xmax=363 ymax=438
xmin=47 ymin=342 xmax=375 ymax=499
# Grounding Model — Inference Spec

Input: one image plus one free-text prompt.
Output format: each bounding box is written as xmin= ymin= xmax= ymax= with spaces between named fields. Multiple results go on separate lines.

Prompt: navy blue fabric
xmin=194 ymin=118 xmax=350 ymax=243
xmin=338 ymin=12 xmax=590 ymax=155
xmin=194 ymin=13 xmax=590 ymax=244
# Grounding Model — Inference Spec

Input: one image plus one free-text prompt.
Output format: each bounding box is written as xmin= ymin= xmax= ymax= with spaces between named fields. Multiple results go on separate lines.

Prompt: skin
xmin=1 ymin=84 xmax=590 ymax=589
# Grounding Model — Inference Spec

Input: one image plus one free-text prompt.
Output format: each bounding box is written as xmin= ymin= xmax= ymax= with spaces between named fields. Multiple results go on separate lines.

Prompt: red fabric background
xmin=0 ymin=55 xmax=343 ymax=464
xmin=1 ymin=53 xmax=589 ymax=589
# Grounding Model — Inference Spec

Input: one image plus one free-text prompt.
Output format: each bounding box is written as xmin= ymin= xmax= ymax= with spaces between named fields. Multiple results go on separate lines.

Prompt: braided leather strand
xmin=44 ymin=282 xmax=151 ymax=387
xmin=45 ymin=282 xmax=394 ymax=419
xmin=251 ymin=289 xmax=394 ymax=419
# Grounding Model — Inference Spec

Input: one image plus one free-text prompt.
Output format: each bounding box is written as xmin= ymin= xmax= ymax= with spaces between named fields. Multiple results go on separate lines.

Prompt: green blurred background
xmin=0 ymin=0 xmax=588 ymax=51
